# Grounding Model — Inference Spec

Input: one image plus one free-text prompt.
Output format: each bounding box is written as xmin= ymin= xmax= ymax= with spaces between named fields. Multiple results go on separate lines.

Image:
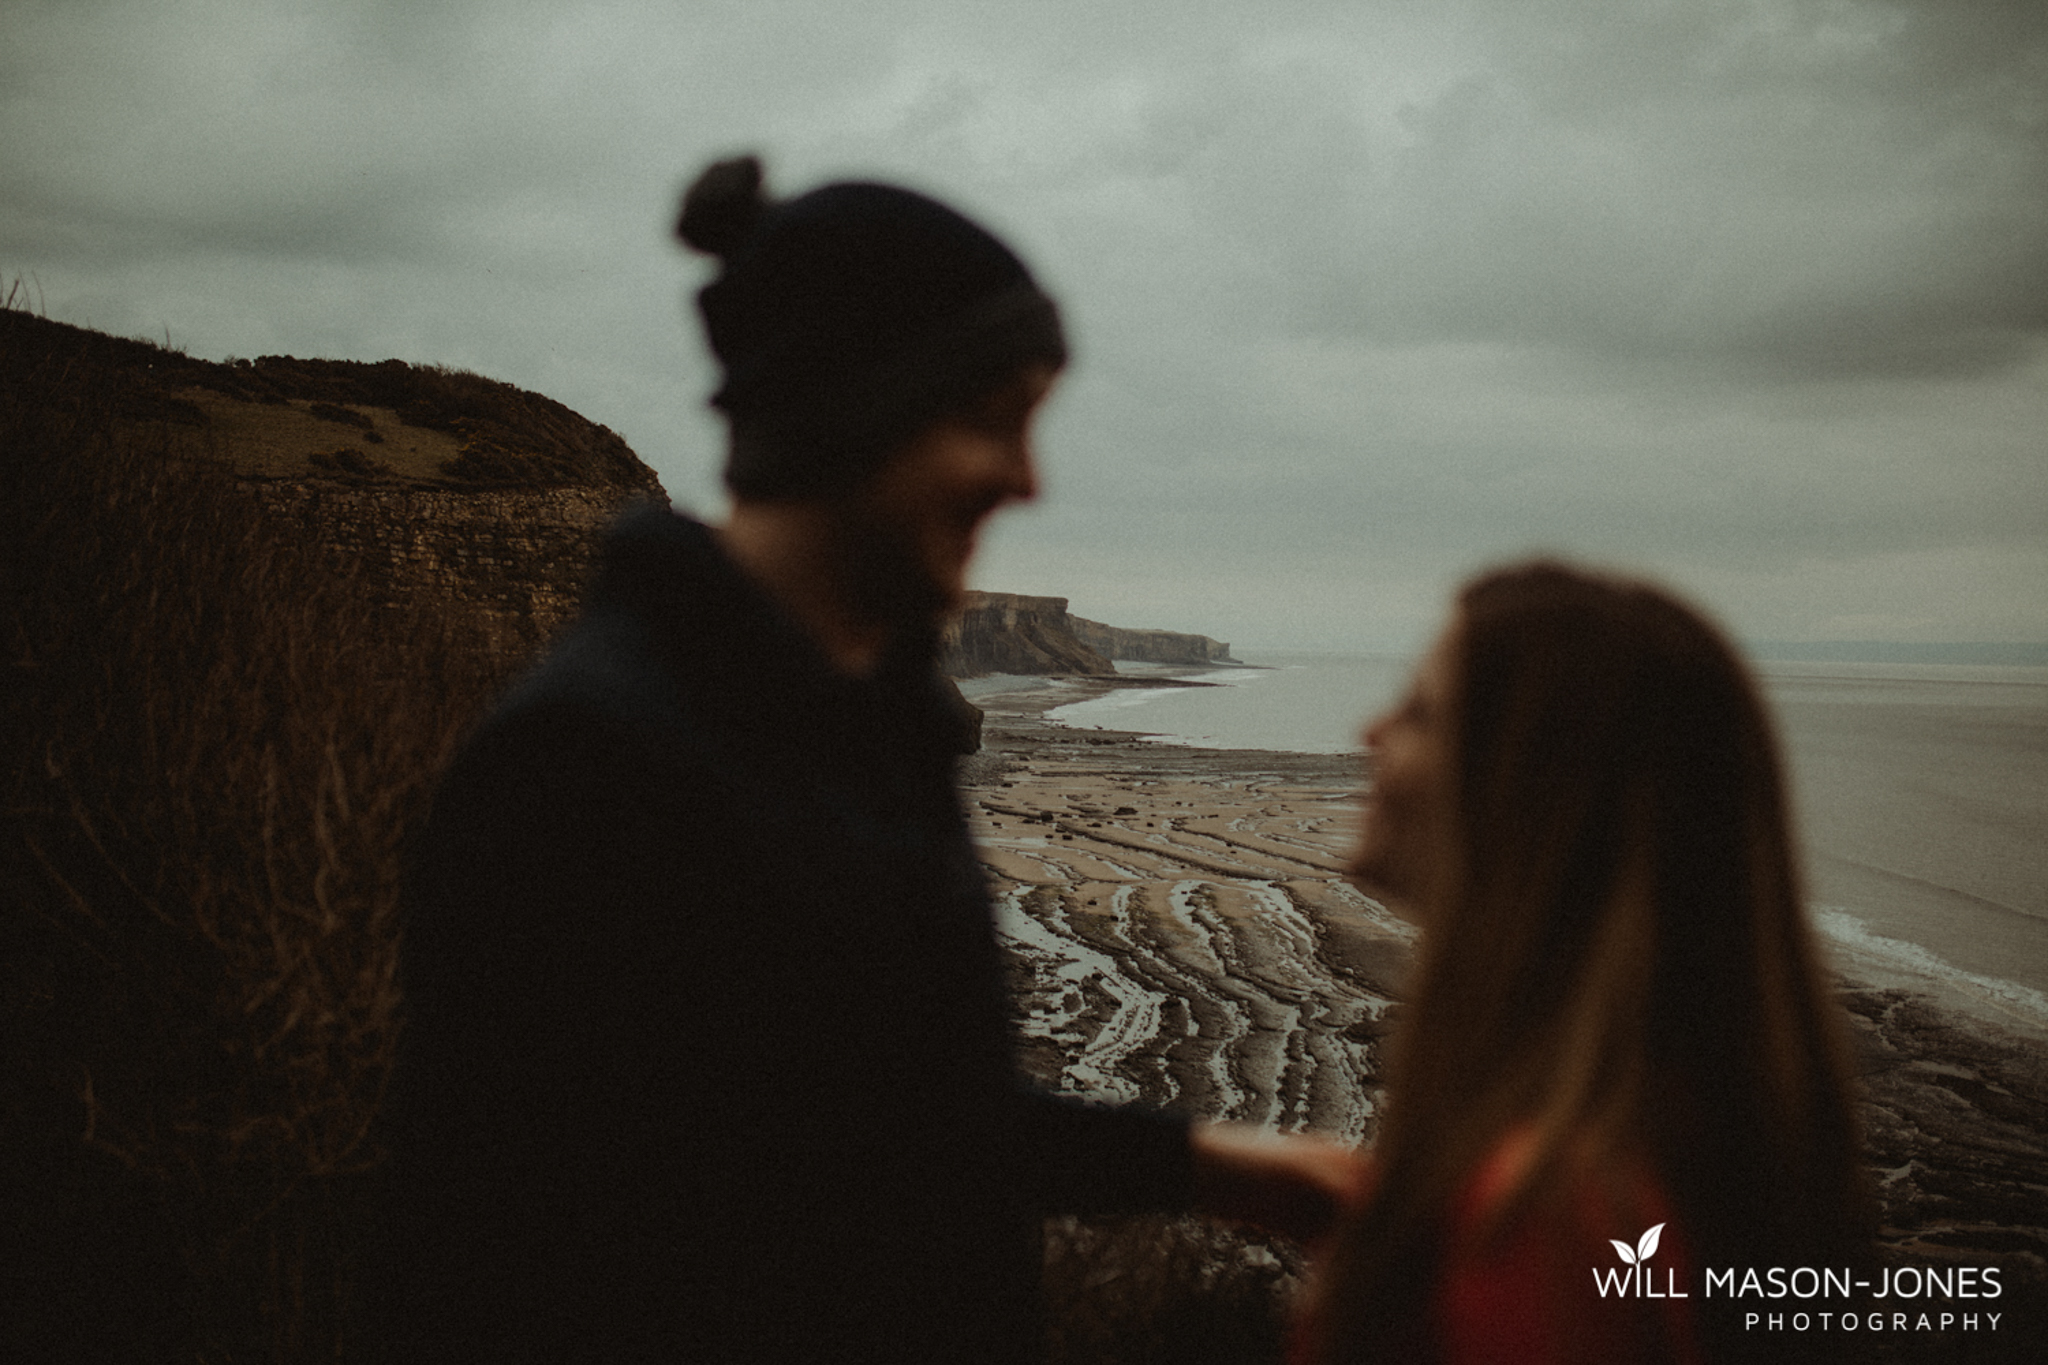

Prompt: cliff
xmin=2 ymin=308 xmax=664 ymax=669
xmin=1070 ymin=616 xmax=1235 ymax=666
xmin=940 ymin=593 xmax=1238 ymax=679
xmin=941 ymin=592 xmax=1116 ymax=678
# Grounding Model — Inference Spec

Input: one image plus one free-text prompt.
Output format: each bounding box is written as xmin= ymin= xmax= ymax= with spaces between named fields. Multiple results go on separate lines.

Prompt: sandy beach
xmin=963 ymin=670 xmax=2048 ymax=1362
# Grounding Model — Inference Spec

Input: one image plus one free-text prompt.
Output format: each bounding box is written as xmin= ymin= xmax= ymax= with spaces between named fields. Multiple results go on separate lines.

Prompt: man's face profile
xmin=843 ymin=362 xmax=1056 ymax=620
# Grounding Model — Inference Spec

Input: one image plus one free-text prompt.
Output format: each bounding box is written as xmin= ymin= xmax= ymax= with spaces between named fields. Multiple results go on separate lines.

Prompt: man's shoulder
xmin=418 ymin=614 xmax=721 ymax=887
xmin=454 ymin=574 xmax=785 ymax=807
xmin=501 ymin=602 xmax=688 ymax=737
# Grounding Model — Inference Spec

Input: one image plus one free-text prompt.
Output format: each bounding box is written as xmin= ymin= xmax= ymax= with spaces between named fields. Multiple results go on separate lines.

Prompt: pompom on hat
xmin=677 ymin=155 xmax=1067 ymax=500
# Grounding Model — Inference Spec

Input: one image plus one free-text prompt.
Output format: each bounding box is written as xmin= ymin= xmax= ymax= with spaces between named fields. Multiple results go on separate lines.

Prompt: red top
xmin=1298 ymin=1130 xmax=1705 ymax=1365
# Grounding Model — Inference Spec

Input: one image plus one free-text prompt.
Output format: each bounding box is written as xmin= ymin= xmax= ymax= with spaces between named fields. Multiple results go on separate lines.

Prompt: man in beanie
xmin=388 ymin=156 xmax=1360 ymax=1364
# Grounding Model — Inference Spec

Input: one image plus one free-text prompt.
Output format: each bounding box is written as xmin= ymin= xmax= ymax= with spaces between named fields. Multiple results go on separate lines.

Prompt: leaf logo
xmin=1609 ymin=1223 xmax=1665 ymax=1266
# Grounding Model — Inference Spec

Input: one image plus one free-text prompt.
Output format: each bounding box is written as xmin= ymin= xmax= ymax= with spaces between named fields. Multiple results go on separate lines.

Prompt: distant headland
xmin=942 ymin=591 xmax=1236 ymax=680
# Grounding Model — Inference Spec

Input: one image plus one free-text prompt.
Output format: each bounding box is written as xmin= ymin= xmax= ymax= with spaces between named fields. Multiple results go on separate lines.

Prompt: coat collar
xmin=586 ymin=504 xmax=954 ymax=747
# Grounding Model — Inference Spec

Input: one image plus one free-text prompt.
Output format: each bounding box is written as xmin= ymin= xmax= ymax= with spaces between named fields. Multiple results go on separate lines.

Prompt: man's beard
xmin=832 ymin=512 xmax=957 ymax=637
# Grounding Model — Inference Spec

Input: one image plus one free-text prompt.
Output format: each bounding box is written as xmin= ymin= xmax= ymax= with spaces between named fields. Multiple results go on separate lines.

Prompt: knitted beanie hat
xmin=677 ymin=155 xmax=1067 ymax=501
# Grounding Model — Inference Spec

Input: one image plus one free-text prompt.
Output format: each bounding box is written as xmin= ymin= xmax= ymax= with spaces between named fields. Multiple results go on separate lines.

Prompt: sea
xmin=1048 ymin=650 xmax=2048 ymax=1034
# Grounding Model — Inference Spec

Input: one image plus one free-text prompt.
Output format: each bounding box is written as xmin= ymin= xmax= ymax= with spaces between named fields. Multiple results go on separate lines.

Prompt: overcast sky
xmin=5 ymin=0 xmax=2044 ymax=651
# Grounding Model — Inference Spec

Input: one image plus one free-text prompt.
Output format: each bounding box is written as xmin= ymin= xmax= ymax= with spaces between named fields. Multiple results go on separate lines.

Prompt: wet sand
xmin=965 ymin=672 xmax=2048 ymax=1359
xmin=964 ymin=674 xmax=1397 ymax=1140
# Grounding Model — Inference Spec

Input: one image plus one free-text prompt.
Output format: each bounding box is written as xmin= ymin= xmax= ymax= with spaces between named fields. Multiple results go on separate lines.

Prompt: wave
xmin=1813 ymin=906 xmax=2048 ymax=1032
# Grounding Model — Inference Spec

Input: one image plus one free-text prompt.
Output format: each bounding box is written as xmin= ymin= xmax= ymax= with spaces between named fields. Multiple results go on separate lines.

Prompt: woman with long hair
xmin=1297 ymin=561 xmax=1871 ymax=1363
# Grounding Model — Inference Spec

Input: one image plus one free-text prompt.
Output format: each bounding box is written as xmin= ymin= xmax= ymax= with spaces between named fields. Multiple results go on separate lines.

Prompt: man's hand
xmin=1189 ymin=1122 xmax=1373 ymax=1245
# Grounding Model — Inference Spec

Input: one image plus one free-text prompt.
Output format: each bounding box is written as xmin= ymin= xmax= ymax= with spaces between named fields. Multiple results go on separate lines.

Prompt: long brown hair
xmin=1309 ymin=561 xmax=1869 ymax=1362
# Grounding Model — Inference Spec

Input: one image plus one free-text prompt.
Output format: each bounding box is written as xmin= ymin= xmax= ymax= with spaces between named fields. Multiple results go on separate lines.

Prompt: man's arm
xmin=1008 ymin=1090 xmax=1368 ymax=1244
xmin=1188 ymin=1121 xmax=1373 ymax=1244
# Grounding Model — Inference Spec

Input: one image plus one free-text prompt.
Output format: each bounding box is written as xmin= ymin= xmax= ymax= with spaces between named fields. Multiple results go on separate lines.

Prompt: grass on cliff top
xmin=0 ymin=301 xmax=663 ymax=492
xmin=178 ymin=386 xmax=469 ymax=482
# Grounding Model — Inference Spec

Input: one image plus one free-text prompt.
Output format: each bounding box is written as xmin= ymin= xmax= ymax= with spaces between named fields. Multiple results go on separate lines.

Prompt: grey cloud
xmin=954 ymin=0 xmax=2048 ymax=383
xmin=2 ymin=0 xmax=2042 ymax=647
xmin=1362 ymin=0 xmax=2048 ymax=376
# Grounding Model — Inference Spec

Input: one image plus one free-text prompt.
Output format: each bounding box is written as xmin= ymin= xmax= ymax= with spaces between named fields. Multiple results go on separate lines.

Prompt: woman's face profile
xmin=1349 ymin=626 xmax=1458 ymax=918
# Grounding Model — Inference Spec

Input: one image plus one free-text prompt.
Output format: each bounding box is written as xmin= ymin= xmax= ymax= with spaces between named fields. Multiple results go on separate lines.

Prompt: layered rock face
xmin=249 ymin=483 xmax=658 ymax=668
xmin=941 ymin=591 xmax=1117 ymax=678
xmin=1071 ymin=617 xmax=1234 ymax=666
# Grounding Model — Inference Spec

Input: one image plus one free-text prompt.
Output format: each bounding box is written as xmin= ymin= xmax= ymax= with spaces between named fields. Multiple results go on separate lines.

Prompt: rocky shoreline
xmin=965 ymin=671 xmax=2048 ymax=1362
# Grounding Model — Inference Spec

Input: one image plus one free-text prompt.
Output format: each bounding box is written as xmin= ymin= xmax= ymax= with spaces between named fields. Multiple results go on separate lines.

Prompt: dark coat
xmin=384 ymin=507 xmax=1190 ymax=1364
